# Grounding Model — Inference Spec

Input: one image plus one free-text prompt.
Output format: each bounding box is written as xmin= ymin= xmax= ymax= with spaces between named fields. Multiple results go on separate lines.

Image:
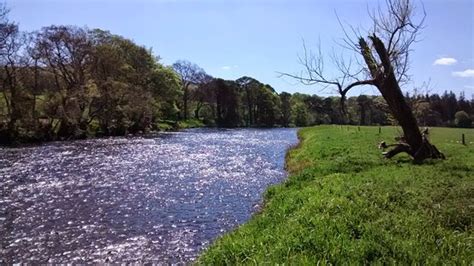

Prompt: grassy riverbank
xmin=199 ymin=125 xmax=473 ymax=264
xmin=156 ymin=119 xmax=205 ymax=131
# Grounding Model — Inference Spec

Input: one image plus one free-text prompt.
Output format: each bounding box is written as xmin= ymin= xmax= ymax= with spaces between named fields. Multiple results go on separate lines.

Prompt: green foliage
xmin=1 ymin=7 xmax=473 ymax=143
xmin=214 ymin=79 xmax=241 ymax=127
xmin=293 ymin=102 xmax=309 ymax=126
xmin=279 ymin=92 xmax=292 ymax=127
xmin=150 ymin=66 xmax=182 ymax=119
xmin=200 ymin=126 xmax=474 ymax=264
xmin=154 ymin=118 xmax=204 ymax=131
xmin=255 ymin=85 xmax=281 ymax=127
xmin=177 ymin=118 xmax=205 ymax=129
xmin=0 ymin=24 xmax=188 ymax=143
xmin=455 ymin=111 xmax=472 ymax=128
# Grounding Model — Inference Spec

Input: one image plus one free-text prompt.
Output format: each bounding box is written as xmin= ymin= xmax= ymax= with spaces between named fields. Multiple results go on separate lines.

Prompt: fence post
xmin=379 ymin=127 xmax=381 ymax=134
xmin=462 ymin=133 xmax=465 ymax=145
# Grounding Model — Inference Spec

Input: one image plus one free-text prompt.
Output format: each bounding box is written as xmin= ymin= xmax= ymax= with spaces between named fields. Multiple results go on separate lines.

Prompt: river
xmin=0 ymin=128 xmax=298 ymax=263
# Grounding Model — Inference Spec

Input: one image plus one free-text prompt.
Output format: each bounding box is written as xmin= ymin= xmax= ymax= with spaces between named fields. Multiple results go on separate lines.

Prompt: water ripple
xmin=0 ymin=128 xmax=298 ymax=263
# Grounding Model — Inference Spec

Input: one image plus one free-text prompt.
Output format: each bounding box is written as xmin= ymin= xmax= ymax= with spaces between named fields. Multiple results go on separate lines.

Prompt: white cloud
xmin=452 ymin=69 xmax=474 ymax=78
xmin=221 ymin=65 xmax=239 ymax=71
xmin=433 ymin=57 xmax=457 ymax=66
xmin=464 ymin=85 xmax=474 ymax=89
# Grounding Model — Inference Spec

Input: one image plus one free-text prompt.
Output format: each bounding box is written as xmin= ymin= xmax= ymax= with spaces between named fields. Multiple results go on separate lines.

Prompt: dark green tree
xmin=172 ymin=60 xmax=207 ymax=120
xmin=455 ymin=111 xmax=472 ymax=128
xmin=213 ymin=78 xmax=241 ymax=127
xmin=279 ymin=92 xmax=292 ymax=127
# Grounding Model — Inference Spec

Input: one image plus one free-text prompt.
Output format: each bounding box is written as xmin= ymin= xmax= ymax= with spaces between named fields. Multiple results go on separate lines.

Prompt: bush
xmin=455 ymin=111 xmax=472 ymax=128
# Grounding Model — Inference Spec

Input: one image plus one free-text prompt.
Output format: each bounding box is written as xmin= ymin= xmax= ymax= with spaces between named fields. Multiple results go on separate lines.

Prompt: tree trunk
xmin=361 ymin=35 xmax=444 ymax=162
xmin=194 ymin=101 xmax=202 ymax=120
xmin=359 ymin=105 xmax=366 ymax=125
xmin=5 ymin=66 xmax=19 ymax=140
xmin=183 ymin=84 xmax=189 ymax=120
xmin=245 ymin=87 xmax=253 ymax=126
xmin=379 ymin=73 xmax=423 ymax=151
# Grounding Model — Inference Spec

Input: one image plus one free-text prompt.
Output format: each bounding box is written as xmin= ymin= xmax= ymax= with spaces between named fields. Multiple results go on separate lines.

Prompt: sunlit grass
xmin=199 ymin=125 xmax=473 ymax=264
xmin=155 ymin=118 xmax=205 ymax=131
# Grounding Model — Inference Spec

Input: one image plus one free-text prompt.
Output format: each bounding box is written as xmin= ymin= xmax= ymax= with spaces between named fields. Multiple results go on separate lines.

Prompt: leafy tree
xmin=441 ymin=91 xmax=458 ymax=124
xmin=150 ymin=66 xmax=182 ymax=120
xmin=34 ymin=25 xmax=94 ymax=138
xmin=293 ymin=102 xmax=309 ymax=127
xmin=279 ymin=92 xmax=292 ymax=127
xmin=255 ymin=85 xmax=280 ymax=127
xmin=88 ymin=29 xmax=159 ymax=135
xmin=172 ymin=60 xmax=207 ymax=120
xmin=191 ymin=73 xmax=213 ymax=120
xmin=356 ymin=95 xmax=370 ymax=125
xmin=213 ymin=78 xmax=241 ymax=127
xmin=236 ymin=76 xmax=260 ymax=126
xmin=455 ymin=111 xmax=472 ymax=128
xmin=0 ymin=4 xmax=27 ymax=141
xmin=0 ymin=0 xmax=472 ymax=143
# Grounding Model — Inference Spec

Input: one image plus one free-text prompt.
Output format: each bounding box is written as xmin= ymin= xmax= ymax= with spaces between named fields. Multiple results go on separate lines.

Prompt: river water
xmin=0 ymin=128 xmax=298 ymax=263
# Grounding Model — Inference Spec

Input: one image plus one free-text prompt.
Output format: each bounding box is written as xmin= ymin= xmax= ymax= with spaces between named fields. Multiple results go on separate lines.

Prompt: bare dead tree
xmin=281 ymin=0 xmax=444 ymax=162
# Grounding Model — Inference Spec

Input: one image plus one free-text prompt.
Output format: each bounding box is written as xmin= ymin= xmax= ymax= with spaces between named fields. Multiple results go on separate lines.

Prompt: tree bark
xmin=183 ymin=83 xmax=189 ymax=120
xmin=360 ymin=35 xmax=444 ymax=162
xmin=194 ymin=101 xmax=202 ymax=120
xmin=4 ymin=65 xmax=20 ymax=140
xmin=245 ymin=87 xmax=253 ymax=126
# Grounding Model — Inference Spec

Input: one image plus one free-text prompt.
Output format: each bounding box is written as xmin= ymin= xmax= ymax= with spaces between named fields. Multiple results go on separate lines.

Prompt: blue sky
xmin=9 ymin=0 xmax=474 ymax=97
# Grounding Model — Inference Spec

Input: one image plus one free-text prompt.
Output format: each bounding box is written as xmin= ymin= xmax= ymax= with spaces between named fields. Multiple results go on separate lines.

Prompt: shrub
xmin=455 ymin=111 xmax=472 ymax=128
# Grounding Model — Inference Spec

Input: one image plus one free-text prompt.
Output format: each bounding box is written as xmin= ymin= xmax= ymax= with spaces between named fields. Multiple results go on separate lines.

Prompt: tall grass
xmin=199 ymin=125 xmax=473 ymax=264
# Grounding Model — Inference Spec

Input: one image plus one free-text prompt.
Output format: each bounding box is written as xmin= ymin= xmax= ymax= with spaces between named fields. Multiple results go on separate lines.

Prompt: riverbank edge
xmin=0 ymin=119 xmax=206 ymax=147
xmin=196 ymin=127 xmax=306 ymax=261
xmin=197 ymin=125 xmax=473 ymax=264
xmin=247 ymin=128 xmax=304 ymax=217
xmin=0 ymin=119 xmax=301 ymax=147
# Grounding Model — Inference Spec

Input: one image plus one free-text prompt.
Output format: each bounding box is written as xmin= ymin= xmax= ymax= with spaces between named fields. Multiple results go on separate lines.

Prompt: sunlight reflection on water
xmin=0 ymin=128 xmax=298 ymax=263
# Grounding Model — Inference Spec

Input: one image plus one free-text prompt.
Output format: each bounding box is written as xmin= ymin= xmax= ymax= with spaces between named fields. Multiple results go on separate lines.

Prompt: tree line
xmin=1 ymin=5 xmax=472 ymax=144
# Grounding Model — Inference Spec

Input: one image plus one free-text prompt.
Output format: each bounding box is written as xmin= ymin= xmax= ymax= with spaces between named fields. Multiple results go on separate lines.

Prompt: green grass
xmin=156 ymin=120 xmax=175 ymax=131
xmin=155 ymin=118 xmax=205 ymax=131
xmin=199 ymin=125 xmax=474 ymax=264
xmin=177 ymin=118 xmax=205 ymax=129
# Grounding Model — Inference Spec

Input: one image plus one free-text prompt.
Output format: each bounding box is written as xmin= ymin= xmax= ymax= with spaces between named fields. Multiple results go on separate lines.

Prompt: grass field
xmin=199 ymin=125 xmax=473 ymax=264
